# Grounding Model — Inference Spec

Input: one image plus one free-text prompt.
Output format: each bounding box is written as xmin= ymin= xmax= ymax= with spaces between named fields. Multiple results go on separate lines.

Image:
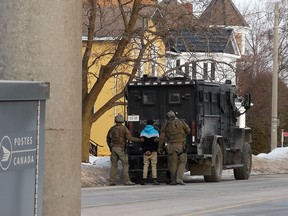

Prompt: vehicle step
xmin=224 ymin=164 xmax=243 ymax=169
xmin=203 ymin=154 xmax=212 ymax=158
xmin=225 ymin=148 xmax=240 ymax=151
xmin=187 ymin=154 xmax=212 ymax=159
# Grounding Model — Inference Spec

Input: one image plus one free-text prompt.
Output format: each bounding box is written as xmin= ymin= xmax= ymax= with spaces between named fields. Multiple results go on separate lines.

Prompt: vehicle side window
xmin=169 ymin=91 xmax=181 ymax=104
xmin=142 ymin=91 xmax=156 ymax=105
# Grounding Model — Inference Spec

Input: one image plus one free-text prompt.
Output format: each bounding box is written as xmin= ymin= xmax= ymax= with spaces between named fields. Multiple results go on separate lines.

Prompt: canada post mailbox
xmin=0 ymin=81 xmax=49 ymax=216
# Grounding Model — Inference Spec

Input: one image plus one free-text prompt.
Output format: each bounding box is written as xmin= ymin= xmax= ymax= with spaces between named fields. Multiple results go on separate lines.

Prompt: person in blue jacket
xmin=140 ymin=119 xmax=160 ymax=185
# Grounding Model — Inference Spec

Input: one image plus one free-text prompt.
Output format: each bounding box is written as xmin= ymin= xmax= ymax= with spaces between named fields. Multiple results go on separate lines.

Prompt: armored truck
xmin=125 ymin=76 xmax=252 ymax=183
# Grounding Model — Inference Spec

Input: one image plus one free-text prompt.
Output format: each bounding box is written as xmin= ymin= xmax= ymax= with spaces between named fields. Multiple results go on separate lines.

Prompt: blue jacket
xmin=140 ymin=125 xmax=159 ymax=152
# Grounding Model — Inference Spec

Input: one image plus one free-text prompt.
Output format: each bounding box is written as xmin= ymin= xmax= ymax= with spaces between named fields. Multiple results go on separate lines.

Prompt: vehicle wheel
xmin=157 ymin=171 xmax=170 ymax=183
xmin=204 ymin=144 xmax=222 ymax=182
xmin=129 ymin=171 xmax=142 ymax=184
xmin=234 ymin=142 xmax=252 ymax=180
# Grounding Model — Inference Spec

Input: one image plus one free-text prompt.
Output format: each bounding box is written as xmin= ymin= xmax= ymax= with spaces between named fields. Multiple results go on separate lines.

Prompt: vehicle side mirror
xmin=243 ymin=93 xmax=251 ymax=110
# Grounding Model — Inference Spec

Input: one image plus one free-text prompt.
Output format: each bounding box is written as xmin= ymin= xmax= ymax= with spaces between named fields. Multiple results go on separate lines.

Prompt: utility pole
xmin=271 ymin=2 xmax=279 ymax=150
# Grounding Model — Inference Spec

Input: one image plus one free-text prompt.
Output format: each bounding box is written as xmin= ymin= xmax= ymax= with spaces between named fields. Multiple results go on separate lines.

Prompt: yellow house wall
xmin=90 ymin=76 xmax=126 ymax=156
xmin=83 ymin=22 xmax=166 ymax=156
xmin=91 ymin=79 xmax=114 ymax=156
xmin=85 ymin=42 xmax=117 ymax=156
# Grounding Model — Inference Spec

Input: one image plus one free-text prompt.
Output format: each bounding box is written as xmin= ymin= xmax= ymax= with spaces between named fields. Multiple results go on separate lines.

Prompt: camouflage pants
xmin=143 ymin=151 xmax=158 ymax=179
xmin=167 ymin=143 xmax=187 ymax=182
xmin=110 ymin=146 xmax=130 ymax=184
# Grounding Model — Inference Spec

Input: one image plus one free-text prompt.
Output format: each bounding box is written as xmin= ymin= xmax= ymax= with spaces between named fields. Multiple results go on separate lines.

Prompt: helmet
xmin=115 ymin=114 xmax=125 ymax=123
xmin=166 ymin=110 xmax=176 ymax=120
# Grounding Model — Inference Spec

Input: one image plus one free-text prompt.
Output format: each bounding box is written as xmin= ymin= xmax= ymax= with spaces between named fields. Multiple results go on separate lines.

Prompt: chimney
xmin=184 ymin=3 xmax=193 ymax=14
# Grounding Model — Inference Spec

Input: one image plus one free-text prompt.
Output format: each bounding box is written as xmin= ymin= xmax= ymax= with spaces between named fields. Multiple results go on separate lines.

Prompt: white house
xmin=161 ymin=0 xmax=249 ymax=85
xmin=165 ymin=27 xmax=241 ymax=84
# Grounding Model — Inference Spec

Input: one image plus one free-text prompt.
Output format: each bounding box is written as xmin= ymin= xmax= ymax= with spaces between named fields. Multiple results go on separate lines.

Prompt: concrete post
xmin=0 ymin=0 xmax=82 ymax=216
xmin=271 ymin=2 xmax=279 ymax=151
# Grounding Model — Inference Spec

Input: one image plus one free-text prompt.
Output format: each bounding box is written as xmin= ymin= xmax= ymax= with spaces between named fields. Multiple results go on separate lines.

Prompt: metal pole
xmin=281 ymin=129 xmax=284 ymax=148
xmin=271 ymin=2 xmax=279 ymax=151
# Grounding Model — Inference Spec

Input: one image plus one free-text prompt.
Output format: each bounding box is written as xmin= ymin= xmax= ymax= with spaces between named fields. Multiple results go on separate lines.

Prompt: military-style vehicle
xmin=125 ymin=76 xmax=252 ymax=183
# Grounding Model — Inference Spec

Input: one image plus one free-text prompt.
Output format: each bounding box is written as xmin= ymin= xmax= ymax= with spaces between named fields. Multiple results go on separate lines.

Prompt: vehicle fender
xmin=211 ymin=135 xmax=223 ymax=167
xmin=243 ymin=127 xmax=252 ymax=144
xmin=232 ymin=127 xmax=252 ymax=150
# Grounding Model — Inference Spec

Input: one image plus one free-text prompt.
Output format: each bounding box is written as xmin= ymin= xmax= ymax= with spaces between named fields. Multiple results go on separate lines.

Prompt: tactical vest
xmin=166 ymin=119 xmax=186 ymax=143
xmin=110 ymin=125 xmax=126 ymax=147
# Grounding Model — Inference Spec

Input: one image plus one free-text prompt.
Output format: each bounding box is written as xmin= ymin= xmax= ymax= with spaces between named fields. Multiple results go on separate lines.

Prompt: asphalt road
xmin=81 ymin=174 xmax=288 ymax=216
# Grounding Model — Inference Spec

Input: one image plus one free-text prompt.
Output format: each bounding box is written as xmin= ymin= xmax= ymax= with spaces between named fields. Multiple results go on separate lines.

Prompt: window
xmin=169 ymin=91 xmax=181 ymax=104
xmin=192 ymin=63 xmax=197 ymax=79
xmin=176 ymin=59 xmax=182 ymax=72
xmin=203 ymin=63 xmax=208 ymax=80
xmin=185 ymin=64 xmax=189 ymax=75
xmin=211 ymin=63 xmax=216 ymax=80
xmin=142 ymin=91 xmax=156 ymax=105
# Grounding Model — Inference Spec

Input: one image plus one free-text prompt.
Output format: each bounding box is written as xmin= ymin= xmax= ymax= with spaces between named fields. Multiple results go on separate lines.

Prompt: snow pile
xmin=252 ymin=147 xmax=288 ymax=175
xmin=256 ymin=147 xmax=288 ymax=160
xmin=81 ymin=147 xmax=288 ymax=187
xmin=81 ymin=157 xmax=111 ymax=187
xmin=90 ymin=156 xmax=110 ymax=167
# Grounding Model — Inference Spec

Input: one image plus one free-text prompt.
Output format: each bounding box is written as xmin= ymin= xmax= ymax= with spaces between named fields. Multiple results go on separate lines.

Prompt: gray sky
xmin=233 ymin=0 xmax=266 ymax=11
xmin=233 ymin=0 xmax=284 ymax=11
xmin=192 ymin=0 xmax=268 ymax=17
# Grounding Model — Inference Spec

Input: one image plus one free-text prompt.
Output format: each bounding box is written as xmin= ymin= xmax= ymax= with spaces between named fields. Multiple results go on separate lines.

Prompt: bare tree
xmin=81 ymin=0 xmax=165 ymax=162
xmin=237 ymin=2 xmax=288 ymax=153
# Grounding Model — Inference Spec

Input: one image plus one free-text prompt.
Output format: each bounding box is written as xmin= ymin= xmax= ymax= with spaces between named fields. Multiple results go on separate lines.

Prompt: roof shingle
xmin=199 ymin=0 xmax=248 ymax=27
xmin=166 ymin=28 xmax=236 ymax=55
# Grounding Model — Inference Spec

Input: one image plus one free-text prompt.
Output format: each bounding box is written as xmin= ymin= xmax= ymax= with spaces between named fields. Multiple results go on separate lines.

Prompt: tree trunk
xmin=82 ymin=108 xmax=93 ymax=162
xmin=81 ymin=0 xmax=142 ymax=161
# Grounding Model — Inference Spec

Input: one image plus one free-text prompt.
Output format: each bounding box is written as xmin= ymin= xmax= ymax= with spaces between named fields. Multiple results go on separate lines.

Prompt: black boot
xmin=153 ymin=178 xmax=160 ymax=185
xmin=141 ymin=178 xmax=147 ymax=185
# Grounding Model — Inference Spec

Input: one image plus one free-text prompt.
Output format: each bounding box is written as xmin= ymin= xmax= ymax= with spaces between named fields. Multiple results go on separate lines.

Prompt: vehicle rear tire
xmin=157 ymin=170 xmax=170 ymax=183
xmin=204 ymin=144 xmax=222 ymax=182
xmin=234 ymin=142 xmax=252 ymax=180
xmin=129 ymin=171 xmax=142 ymax=184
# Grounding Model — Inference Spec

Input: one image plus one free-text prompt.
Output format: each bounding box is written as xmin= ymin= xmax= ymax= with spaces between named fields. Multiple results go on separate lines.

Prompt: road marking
xmin=82 ymin=197 xmax=164 ymax=209
xmin=182 ymin=195 xmax=288 ymax=216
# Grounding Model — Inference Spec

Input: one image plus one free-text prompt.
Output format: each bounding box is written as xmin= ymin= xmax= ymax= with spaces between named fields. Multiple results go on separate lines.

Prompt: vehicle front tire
xmin=234 ymin=142 xmax=252 ymax=180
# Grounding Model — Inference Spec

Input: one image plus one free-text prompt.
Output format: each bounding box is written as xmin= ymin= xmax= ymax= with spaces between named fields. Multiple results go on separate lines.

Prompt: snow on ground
xmin=256 ymin=147 xmax=288 ymax=160
xmin=81 ymin=157 xmax=111 ymax=187
xmin=81 ymin=147 xmax=288 ymax=187
xmin=252 ymin=147 xmax=288 ymax=175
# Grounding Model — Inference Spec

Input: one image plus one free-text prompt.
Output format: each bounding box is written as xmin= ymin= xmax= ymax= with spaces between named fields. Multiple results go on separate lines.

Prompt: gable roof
xmin=199 ymin=0 xmax=248 ymax=27
xmin=166 ymin=27 xmax=237 ymax=55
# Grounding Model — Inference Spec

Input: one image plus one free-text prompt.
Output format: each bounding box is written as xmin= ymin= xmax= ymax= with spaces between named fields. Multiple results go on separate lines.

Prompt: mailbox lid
xmin=0 ymin=80 xmax=50 ymax=101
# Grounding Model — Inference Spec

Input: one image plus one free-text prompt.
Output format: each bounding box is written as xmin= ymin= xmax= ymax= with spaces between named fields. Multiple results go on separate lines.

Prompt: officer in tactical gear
xmin=106 ymin=114 xmax=142 ymax=186
xmin=158 ymin=111 xmax=190 ymax=185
